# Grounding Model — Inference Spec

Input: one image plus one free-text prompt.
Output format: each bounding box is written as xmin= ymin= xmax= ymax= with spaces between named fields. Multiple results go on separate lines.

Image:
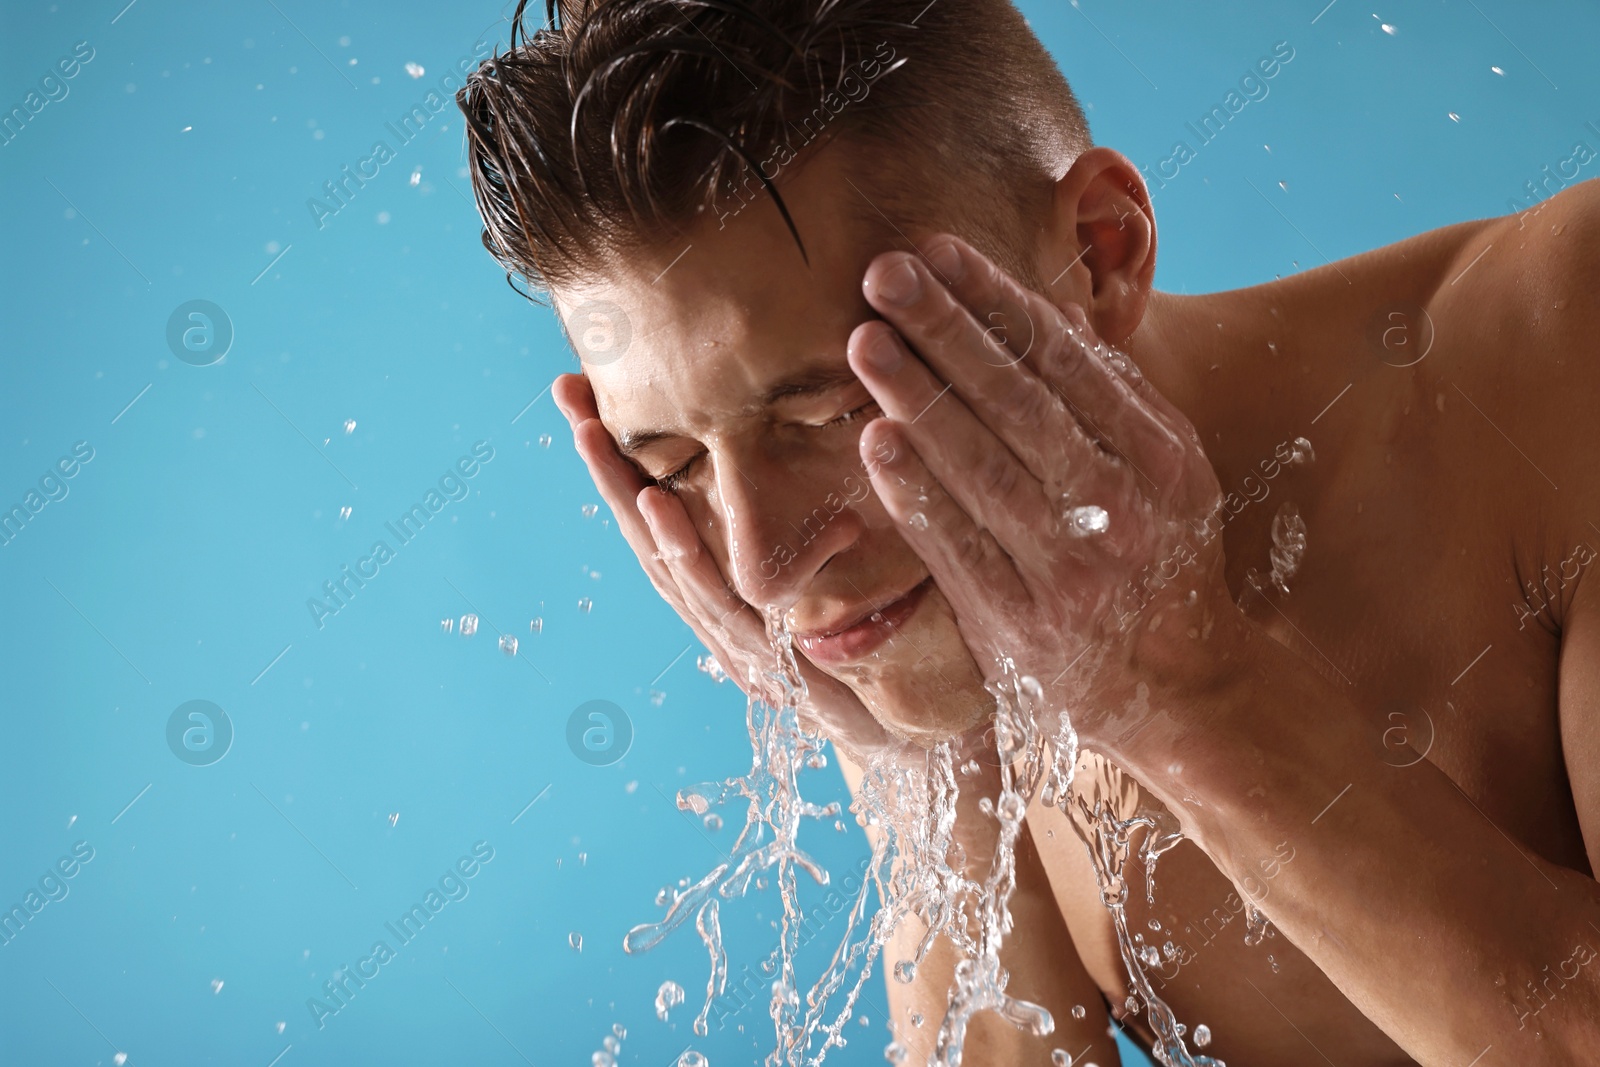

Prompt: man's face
xmin=558 ymin=145 xmax=996 ymax=743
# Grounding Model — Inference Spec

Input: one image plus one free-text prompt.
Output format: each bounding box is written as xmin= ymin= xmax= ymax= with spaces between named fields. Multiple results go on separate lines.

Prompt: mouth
xmin=792 ymin=578 xmax=933 ymax=668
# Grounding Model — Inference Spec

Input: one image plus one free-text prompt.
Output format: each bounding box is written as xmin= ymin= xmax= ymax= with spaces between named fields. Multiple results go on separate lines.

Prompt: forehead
xmin=556 ymin=147 xmax=912 ymax=409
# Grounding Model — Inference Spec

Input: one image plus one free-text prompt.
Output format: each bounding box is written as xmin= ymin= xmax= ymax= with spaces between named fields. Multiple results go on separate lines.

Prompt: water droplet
xmin=1051 ymin=1051 xmax=1072 ymax=1067
xmin=885 ymin=1042 xmax=908 ymax=1064
xmin=387 ymin=812 xmax=399 ymax=827
xmin=530 ymin=617 xmax=543 ymax=634
xmin=893 ymin=959 xmax=917 ymax=983
xmin=569 ymin=931 xmax=583 ymax=951
xmin=655 ymin=979 xmax=686 ymax=1020
xmin=703 ymin=813 xmax=723 ymax=831
xmin=910 ymin=1012 xmax=924 ymax=1027
xmin=1071 ymin=1004 xmax=1086 ymax=1020
xmin=1267 ymin=502 xmax=1309 ymax=596
xmin=210 ymin=978 xmax=224 ymax=994
xmin=338 ymin=505 xmax=352 ymax=520
xmin=1125 ymin=995 xmax=1140 ymax=1015
xmin=676 ymin=1053 xmax=708 ymax=1067
xmin=696 ymin=654 xmax=729 ymax=683
xmin=1065 ymin=504 xmax=1110 ymax=536
xmin=499 ymin=634 xmax=519 ymax=657
xmin=582 ymin=503 xmax=599 ymax=518
xmin=1448 ymin=111 xmax=1461 ymax=122
xmin=343 ymin=419 xmax=356 ymax=434
xmin=1380 ymin=22 xmax=1397 ymax=35
xmin=539 ymin=433 xmax=553 ymax=447
xmin=440 ymin=617 xmax=454 ymax=633
xmin=1193 ymin=1023 xmax=1212 ymax=1048
xmin=649 ymin=689 xmax=666 ymax=706
xmin=577 ymin=597 xmax=593 ymax=613
xmin=1268 ymin=953 xmax=1280 ymax=973
xmin=908 ymin=512 xmax=929 ymax=530
xmin=1491 ymin=65 xmax=1504 ymax=75
xmin=459 ymin=614 xmax=479 ymax=637
xmin=114 ymin=1055 xmax=127 ymax=1067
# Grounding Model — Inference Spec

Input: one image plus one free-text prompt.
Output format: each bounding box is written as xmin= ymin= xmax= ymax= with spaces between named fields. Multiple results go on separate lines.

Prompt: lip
xmin=793 ymin=578 xmax=932 ymax=667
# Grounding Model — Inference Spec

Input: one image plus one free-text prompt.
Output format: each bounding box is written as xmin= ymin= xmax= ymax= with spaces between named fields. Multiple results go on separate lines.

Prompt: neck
xmin=1129 ymin=286 xmax=1290 ymax=464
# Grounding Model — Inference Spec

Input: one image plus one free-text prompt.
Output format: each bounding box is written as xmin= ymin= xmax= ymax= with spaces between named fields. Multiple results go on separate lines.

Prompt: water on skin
xmin=626 ymin=609 xmax=1234 ymax=1066
xmin=626 ymin=333 xmax=1248 ymax=1063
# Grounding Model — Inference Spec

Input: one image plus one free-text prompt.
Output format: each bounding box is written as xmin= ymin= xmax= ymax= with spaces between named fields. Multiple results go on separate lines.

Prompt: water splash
xmin=628 ymin=611 xmax=1225 ymax=1066
xmin=625 ymin=613 xmax=879 ymax=1060
xmin=655 ymin=979 xmax=686 ymax=1021
xmin=1266 ymin=503 xmax=1308 ymax=595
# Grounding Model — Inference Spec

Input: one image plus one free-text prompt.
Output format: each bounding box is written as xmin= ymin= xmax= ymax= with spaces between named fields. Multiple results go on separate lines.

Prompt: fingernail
xmin=863 ymin=328 xmax=903 ymax=374
xmin=926 ymin=240 xmax=962 ymax=282
xmin=874 ymin=258 xmax=922 ymax=306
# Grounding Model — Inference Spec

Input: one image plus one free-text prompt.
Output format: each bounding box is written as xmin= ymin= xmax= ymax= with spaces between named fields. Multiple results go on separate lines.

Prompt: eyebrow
xmin=616 ymin=365 xmax=863 ymax=457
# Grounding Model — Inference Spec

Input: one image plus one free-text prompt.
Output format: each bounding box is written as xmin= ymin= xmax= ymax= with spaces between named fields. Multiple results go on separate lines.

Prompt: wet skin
xmin=552 ymin=142 xmax=1600 ymax=1066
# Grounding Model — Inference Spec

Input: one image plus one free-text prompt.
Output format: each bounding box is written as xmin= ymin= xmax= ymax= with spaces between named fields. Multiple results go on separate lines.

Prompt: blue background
xmin=2 ymin=1 xmax=1595 ymax=1064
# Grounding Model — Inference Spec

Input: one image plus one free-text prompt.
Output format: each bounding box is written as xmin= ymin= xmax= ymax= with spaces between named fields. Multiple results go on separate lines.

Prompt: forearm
xmin=1117 ymin=617 xmax=1600 ymax=1064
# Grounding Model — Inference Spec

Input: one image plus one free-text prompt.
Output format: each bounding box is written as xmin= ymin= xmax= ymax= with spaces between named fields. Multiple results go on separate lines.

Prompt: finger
xmin=861 ymin=250 xmax=1097 ymax=487
xmin=857 ymin=417 xmax=1032 ymax=623
xmin=848 ymin=321 xmax=1085 ymax=555
xmin=637 ymin=487 xmax=764 ymax=642
xmin=912 ymin=235 xmax=1195 ymax=499
xmin=555 ymin=376 xmax=726 ymax=641
xmin=552 ymin=371 xmax=598 ymax=423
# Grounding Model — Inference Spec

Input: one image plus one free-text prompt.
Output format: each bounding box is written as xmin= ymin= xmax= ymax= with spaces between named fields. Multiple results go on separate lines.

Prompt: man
xmin=457 ymin=1 xmax=1600 ymax=1063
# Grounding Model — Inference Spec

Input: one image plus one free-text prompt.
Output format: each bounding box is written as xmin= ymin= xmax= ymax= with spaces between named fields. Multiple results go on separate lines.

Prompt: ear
xmin=1040 ymin=147 xmax=1157 ymax=346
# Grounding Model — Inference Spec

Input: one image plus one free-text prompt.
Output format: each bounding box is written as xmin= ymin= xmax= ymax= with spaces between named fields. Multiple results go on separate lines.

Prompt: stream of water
xmin=625 ymin=612 xmax=1231 ymax=1066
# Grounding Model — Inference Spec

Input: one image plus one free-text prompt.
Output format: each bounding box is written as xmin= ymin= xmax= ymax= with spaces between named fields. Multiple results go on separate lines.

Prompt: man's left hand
xmin=846 ymin=234 xmax=1239 ymax=751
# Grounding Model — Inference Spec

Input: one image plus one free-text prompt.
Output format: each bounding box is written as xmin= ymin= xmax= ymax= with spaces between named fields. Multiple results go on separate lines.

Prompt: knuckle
xmin=952 ymin=525 xmax=991 ymax=570
xmin=975 ymin=444 xmax=1020 ymax=500
xmin=1001 ymin=373 xmax=1053 ymax=429
xmin=924 ymin=295 xmax=971 ymax=350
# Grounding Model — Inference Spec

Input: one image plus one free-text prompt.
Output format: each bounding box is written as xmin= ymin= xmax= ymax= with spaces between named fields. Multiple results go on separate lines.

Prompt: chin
xmin=821 ymin=583 xmax=995 ymax=749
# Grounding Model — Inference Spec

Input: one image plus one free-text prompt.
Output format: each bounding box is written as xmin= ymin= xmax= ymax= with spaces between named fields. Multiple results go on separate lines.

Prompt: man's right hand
xmin=552 ymin=372 xmax=897 ymax=762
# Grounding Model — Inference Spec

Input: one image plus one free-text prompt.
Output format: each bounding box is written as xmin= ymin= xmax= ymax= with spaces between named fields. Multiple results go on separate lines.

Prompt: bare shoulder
xmin=1438 ymin=176 xmax=1600 ymax=372
xmin=1420 ymin=179 xmax=1600 ymax=535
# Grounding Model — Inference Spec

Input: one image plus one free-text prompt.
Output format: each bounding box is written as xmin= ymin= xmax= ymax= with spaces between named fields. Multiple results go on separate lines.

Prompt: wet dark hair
xmin=457 ymin=0 xmax=1090 ymax=302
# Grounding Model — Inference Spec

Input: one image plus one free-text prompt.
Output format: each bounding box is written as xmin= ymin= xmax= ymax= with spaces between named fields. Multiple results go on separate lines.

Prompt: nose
xmin=706 ymin=442 xmax=865 ymax=612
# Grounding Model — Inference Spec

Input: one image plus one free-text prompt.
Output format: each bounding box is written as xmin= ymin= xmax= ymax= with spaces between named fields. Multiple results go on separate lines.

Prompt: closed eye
xmin=818 ymin=400 xmax=880 ymax=429
xmin=651 ymin=401 xmax=880 ymax=494
xmin=654 ymin=456 xmax=699 ymax=493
